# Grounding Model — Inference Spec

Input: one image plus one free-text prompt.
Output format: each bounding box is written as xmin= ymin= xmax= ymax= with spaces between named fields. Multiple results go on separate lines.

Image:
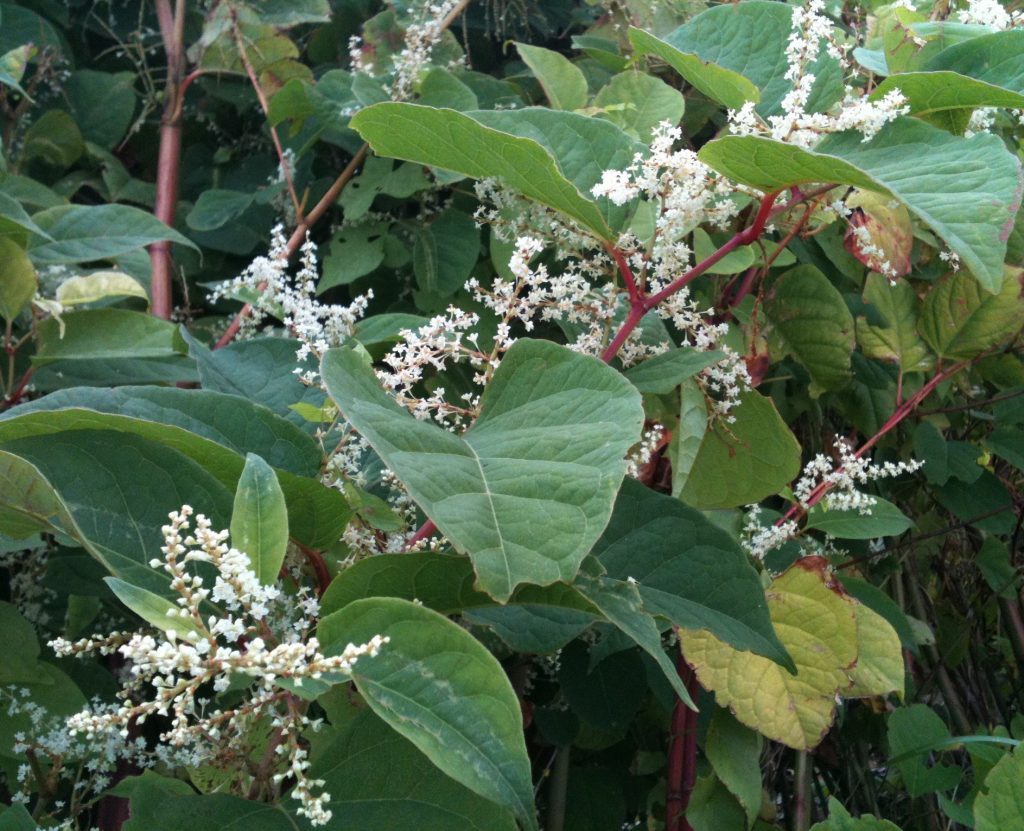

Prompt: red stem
xmin=404 ymin=518 xmax=437 ymax=551
xmin=149 ymin=0 xmax=185 ymax=321
xmin=666 ymin=652 xmax=701 ymax=831
xmin=778 ymin=358 xmax=969 ymax=525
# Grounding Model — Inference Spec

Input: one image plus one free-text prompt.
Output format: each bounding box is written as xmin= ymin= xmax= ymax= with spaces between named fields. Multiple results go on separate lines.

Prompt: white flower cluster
xmin=727 ymin=1 xmax=908 ymax=148
xmin=740 ymin=505 xmax=801 ymax=561
xmin=50 ymin=506 xmax=389 ymax=827
xmin=794 ymin=440 xmax=924 ymax=513
xmin=850 ymin=223 xmax=899 ymax=281
xmin=210 ymin=226 xmax=371 ymax=384
xmin=626 ymin=424 xmax=666 ymax=478
xmin=957 ymin=0 xmax=1015 ymax=29
xmin=348 ymin=0 xmax=461 ymax=101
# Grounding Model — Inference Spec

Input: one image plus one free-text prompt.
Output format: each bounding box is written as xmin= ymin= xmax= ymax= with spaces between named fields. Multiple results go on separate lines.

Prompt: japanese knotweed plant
xmin=0 ymin=0 xmax=1023 ymax=830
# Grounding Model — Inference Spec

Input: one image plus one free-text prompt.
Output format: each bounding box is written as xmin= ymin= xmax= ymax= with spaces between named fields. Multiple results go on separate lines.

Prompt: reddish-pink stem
xmin=607 ymin=243 xmax=641 ymax=304
xmin=778 ymin=358 xmax=969 ymax=525
xmin=600 ymin=190 xmax=782 ymax=364
xmin=404 ymin=519 xmax=438 ymax=551
xmin=666 ymin=653 xmax=701 ymax=831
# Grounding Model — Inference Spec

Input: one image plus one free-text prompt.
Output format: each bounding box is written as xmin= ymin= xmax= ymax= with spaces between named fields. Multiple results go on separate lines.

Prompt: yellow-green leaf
xmin=56 ymin=271 xmax=148 ymax=307
xmin=681 ymin=557 xmax=858 ymax=749
xmin=847 ymin=603 xmax=904 ymax=700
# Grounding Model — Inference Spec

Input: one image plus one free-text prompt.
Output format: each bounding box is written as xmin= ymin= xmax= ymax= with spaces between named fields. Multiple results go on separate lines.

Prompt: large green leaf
xmin=871 ymin=71 xmax=1024 ymax=127
xmin=0 ymin=385 xmax=346 ymax=549
xmin=574 ymin=572 xmax=696 ymax=708
xmin=594 ymin=479 xmax=790 ymax=667
xmin=33 ymin=309 xmax=186 ymax=364
xmin=810 ymin=799 xmax=903 ymax=831
xmin=919 ymin=269 xmax=1024 ymax=361
xmin=516 ymin=43 xmax=588 ymax=111
xmin=805 ymin=497 xmax=914 ymax=539
xmin=310 ymin=709 xmax=517 ymax=831
xmin=27 ymin=204 xmax=197 ymax=265
xmin=664 ymin=1 xmax=844 ymax=115
xmin=350 ymin=103 xmax=614 ymax=240
xmin=924 ymin=29 xmax=1024 ymax=92
xmin=681 ymin=390 xmax=801 ymax=510
xmin=0 ymin=449 xmax=81 ymax=543
xmin=319 ymin=597 xmax=538 ymax=830
xmin=470 ymin=108 xmax=643 ymax=233
xmin=766 ymin=265 xmax=855 ymax=393
xmin=592 ymin=70 xmax=686 ymax=140
xmin=855 ymin=273 xmax=934 ymax=373
xmin=628 ymin=27 xmax=758 ymax=112
xmin=231 ymin=454 xmax=288 ymax=585
xmin=0 ymin=237 xmax=36 ymax=322
xmin=698 ymin=118 xmax=1023 ymax=292
xmin=321 ymin=339 xmax=642 ymax=601
xmin=974 ymin=746 xmax=1024 ymax=831
xmin=0 ymin=431 xmax=232 ymax=593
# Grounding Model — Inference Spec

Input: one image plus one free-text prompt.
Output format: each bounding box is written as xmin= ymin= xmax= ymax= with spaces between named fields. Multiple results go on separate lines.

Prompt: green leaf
xmin=0 ymin=44 xmax=33 ymax=98
xmin=0 ymin=238 xmax=36 ymax=322
xmin=574 ymin=572 xmax=696 ymax=709
xmin=0 ymin=192 xmax=54 ymax=240
xmin=231 ymin=454 xmax=288 ymax=586
xmin=516 ymin=43 xmax=588 ymax=111
xmin=924 ymin=29 xmax=1024 ymax=92
xmin=847 ymin=602 xmax=905 ymax=700
xmin=888 ymin=704 xmax=962 ymax=796
xmin=310 ymin=709 xmax=517 ymax=830
xmin=664 ymin=1 xmax=843 ymax=116
xmin=319 ymin=597 xmax=538 ymax=830
xmin=628 ymin=27 xmax=759 ymax=112
xmin=0 ymin=803 xmax=36 ymax=831
xmin=104 ymin=577 xmax=206 ymax=639
xmin=0 ymin=385 xmax=345 ymax=549
xmin=805 ymin=497 xmax=914 ymax=539
xmin=670 ymin=379 xmax=707 ymax=497
xmin=319 ymin=221 xmax=388 ymax=290
xmin=186 ymin=190 xmax=255 ymax=232
xmin=350 ymin=103 xmax=614 ymax=240
xmin=693 ymin=228 xmax=756 ymax=274
xmin=856 ymin=273 xmax=934 ymax=373
xmin=21 ymin=110 xmax=83 ymax=169
xmin=55 ymin=271 xmax=148 ymax=307
xmin=66 ymin=70 xmax=137 ymax=150
xmin=28 ymin=204 xmax=198 ymax=266
xmin=413 ymin=208 xmax=479 ymax=296
xmin=706 ymin=709 xmax=763 ymax=827
xmin=687 ymin=774 xmax=749 ymax=831
xmin=871 ymin=71 xmax=1024 ymax=125
xmin=593 ymin=70 xmax=685 ymax=139
xmin=975 ymin=745 xmax=1024 ymax=831
xmin=698 ymin=119 xmax=1023 ymax=293
xmin=766 ymin=265 xmax=855 ymax=393
xmin=34 ymin=309 xmax=184 ymax=364
xmin=594 ymin=478 xmax=791 ymax=667
xmin=810 ymin=798 xmax=903 ymax=831
xmin=985 ymin=428 xmax=1024 ymax=473
xmin=0 ymin=431 xmax=233 ymax=594
xmin=919 ymin=269 xmax=1024 ymax=361
xmin=623 ymin=348 xmax=723 ymax=394
xmin=470 ymin=108 xmax=643 ymax=234
xmin=681 ymin=390 xmax=802 ymax=510
xmin=0 ymin=449 xmax=82 ymax=542
xmin=120 ymin=771 xmax=294 ymax=831
xmin=321 ymin=339 xmax=642 ymax=602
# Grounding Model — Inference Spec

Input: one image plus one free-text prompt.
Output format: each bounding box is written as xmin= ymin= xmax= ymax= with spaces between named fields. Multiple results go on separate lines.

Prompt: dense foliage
xmin=0 ymin=0 xmax=1023 ymax=829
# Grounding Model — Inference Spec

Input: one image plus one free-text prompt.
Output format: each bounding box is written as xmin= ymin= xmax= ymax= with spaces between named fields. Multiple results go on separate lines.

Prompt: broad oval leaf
xmin=681 ymin=557 xmax=858 ymax=750
xmin=350 ymin=103 xmax=614 ymax=240
xmin=321 ymin=338 xmax=643 ymax=602
xmin=698 ymin=118 xmax=1024 ymax=292
xmin=104 ymin=577 xmax=206 ymax=639
xmin=805 ymin=496 xmax=914 ymax=539
xmin=319 ymin=597 xmax=538 ymax=830
xmin=516 ymin=43 xmax=588 ymax=111
xmin=230 ymin=454 xmax=288 ymax=586
xmin=766 ymin=265 xmax=855 ymax=393
xmin=681 ymin=390 xmax=801 ymax=510
xmin=623 ymin=348 xmax=723 ymax=394
xmin=310 ymin=709 xmax=518 ymax=830
xmin=664 ymin=1 xmax=843 ymax=116
xmin=0 ymin=385 xmax=346 ymax=549
xmin=27 ymin=204 xmax=198 ymax=265
xmin=593 ymin=478 xmax=790 ymax=668
xmin=55 ymin=271 xmax=148 ymax=307
xmin=974 ymin=746 xmax=1024 ymax=831
xmin=628 ymin=27 xmax=758 ymax=112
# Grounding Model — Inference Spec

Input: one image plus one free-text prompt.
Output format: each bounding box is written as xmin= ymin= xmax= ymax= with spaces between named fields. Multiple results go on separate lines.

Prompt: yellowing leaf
xmin=681 ymin=557 xmax=857 ymax=750
xmin=56 ymin=271 xmax=148 ymax=307
xmin=847 ymin=603 xmax=904 ymax=700
xmin=843 ymin=190 xmax=913 ymax=277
